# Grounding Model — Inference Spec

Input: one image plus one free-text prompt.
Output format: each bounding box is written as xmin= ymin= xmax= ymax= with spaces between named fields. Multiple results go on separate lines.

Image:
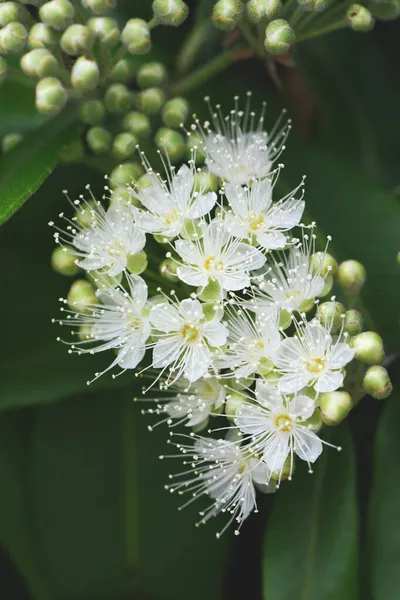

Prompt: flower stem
xmin=175 ymin=21 xmax=210 ymax=75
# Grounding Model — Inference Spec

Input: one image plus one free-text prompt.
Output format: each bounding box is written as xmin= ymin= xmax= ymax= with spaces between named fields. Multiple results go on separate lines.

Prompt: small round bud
xmin=162 ymin=97 xmax=189 ymax=128
xmin=350 ymin=331 xmax=384 ymax=365
xmin=310 ymin=251 xmax=338 ymax=277
xmin=186 ymin=132 xmax=206 ymax=164
xmin=79 ymin=99 xmax=105 ymax=125
xmin=137 ymin=61 xmax=167 ymax=89
xmin=297 ymin=0 xmax=333 ymax=11
xmin=51 ymin=245 xmax=80 ymax=276
xmin=298 ymin=297 xmax=315 ymax=313
xmin=318 ymin=274 xmax=334 ymax=298
xmin=369 ymin=0 xmax=400 ymax=20
xmin=39 ymin=0 xmax=75 ymax=31
xmin=225 ymin=391 xmax=248 ymax=422
xmin=109 ymin=162 xmax=143 ymax=188
xmin=363 ymin=366 xmax=393 ymax=400
xmin=122 ymin=111 xmax=151 ymax=138
xmin=246 ymin=0 xmax=282 ymax=23
xmin=278 ymin=308 xmax=292 ymax=330
xmin=136 ymin=87 xmax=166 ymax=115
xmin=344 ymin=309 xmax=363 ymax=336
xmin=87 ymin=17 xmax=119 ymax=46
xmin=67 ymin=279 xmax=97 ymax=313
xmin=104 ymin=83 xmax=133 ymax=114
xmin=264 ymin=19 xmax=295 ymax=54
xmin=109 ymin=57 xmax=135 ymax=83
xmin=112 ymin=132 xmax=137 ymax=160
xmin=60 ymin=24 xmax=94 ymax=55
xmin=152 ymin=0 xmax=189 ymax=26
xmin=127 ymin=250 xmax=147 ymax=275
xmin=59 ymin=137 xmax=84 ymax=163
xmin=88 ymin=271 xmax=122 ymax=289
xmin=303 ymin=408 xmax=323 ymax=433
xmin=198 ymin=279 xmax=222 ymax=303
xmin=203 ymin=303 xmax=224 ymax=323
xmin=194 ymin=170 xmax=218 ymax=194
xmin=21 ymin=48 xmax=59 ymax=78
xmin=160 ymin=258 xmax=179 ymax=282
xmin=71 ymin=57 xmax=99 ymax=92
xmin=82 ymin=0 xmax=116 ymax=15
xmin=337 ymin=260 xmax=366 ymax=294
xmin=155 ymin=127 xmax=184 ymax=162
xmin=28 ymin=23 xmax=59 ymax=50
xmin=110 ymin=186 xmax=138 ymax=206
xmin=0 ymin=3 xmax=23 ymax=28
xmin=347 ymin=4 xmax=375 ymax=31
xmin=35 ymin=77 xmax=67 ymax=115
xmin=316 ymin=301 xmax=345 ymax=333
xmin=319 ymin=391 xmax=352 ymax=425
xmin=75 ymin=200 xmax=97 ymax=228
xmin=86 ymin=126 xmax=112 ymax=154
xmin=78 ymin=324 xmax=94 ymax=342
xmin=121 ymin=19 xmax=151 ymax=55
xmin=270 ymin=455 xmax=294 ymax=481
xmin=1 ymin=133 xmax=22 ymax=153
xmin=0 ymin=22 xmax=27 ymax=55
xmin=180 ymin=218 xmax=203 ymax=241
xmin=0 ymin=57 xmax=7 ymax=85
xmin=212 ymin=0 xmax=244 ymax=30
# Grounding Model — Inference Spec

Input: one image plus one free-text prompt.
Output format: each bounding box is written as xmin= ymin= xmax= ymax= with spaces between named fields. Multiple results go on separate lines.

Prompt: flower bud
xmin=109 ymin=57 xmax=135 ymax=82
xmin=87 ymin=17 xmax=119 ymax=46
xmin=79 ymin=98 xmax=105 ymax=124
xmin=122 ymin=111 xmax=151 ymax=138
xmin=310 ymin=251 xmax=338 ymax=277
xmin=225 ymin=391 xmax=248 ymax=422
xmin=316 ymin=301 xmax=345 ymax=333
xmin=278 ymin=308 xmax=292 ymax=330
xmin=35 ymin=77 xmax=67 ymax=115
xmin=363 ymin=366 xmax=393 ymax=400
xmin=298 ymin=297 xmax=315 ymax=313
xmin=137 ymin=61 xmax=167 ymax=89
xmin=59 ymin=137 xmax=84 ymax=163
xmin=198 ymin=279 xmax=222 ymax=303
xmin=109 ymin=162 xmax=143 ymax=188
xmin=152 ymin=0 xmax=189 ymax=26
xmin=86 ymin=126 xmax=112 ymax=154
xmin=39 ymin=0 xmax=75 ymax=31
xmin=186 ymin=132 xmax=206 ymax=164
xmin=344 ymin=309 xmax=363 ymax=336
xmin=71 ymin=56 xmax=99 ymax=91
xmin=297 ymin=0 xmax=333 ymax=11
xmin=270 ymin=455 xmax=293 ymax=481
xmin=28 ymin=23 xmax=59 ymax=50
xmin=104 ymin=83 xmax=133 ymax=114
xmin=81 ymin=0 xmax=116 ymax=15
xmin=112 ymin=132 xmax=137 ymax=160
xmin=246 ymin=0 xmax=282 ymax=23
xmin=0 ymin=57 xmax=7 ymax=84
xmin=337 ymin=260 xmax=366 ymax=294
xmin=21 ymin=48 xmax=59 ymax=78
xmin=369 ymin=0 xmax=400 ymax=20
xmin=264 ymin=19 xmax=295 ymax=54
xmin=303 ymin=408 xmax=323 ymax=433
xmin=162 ymin=97 xmax=189 ymax=128
xmin=74 ymin=200 xmax=97 ymax=227
xmin=88 ymin=271 xmax=122 ymax=289
xmin=347 ymin=4 xmax=375 ymax=31
xmin=60 ymin=24 xmax=94 ymax=55
xmin=1 ymin=133 xmax=22 ymax=153
xmin=136 ymin=87 xmax=166 ymax=115
xmin=0 ymin=3 xmax=23 ymax=28
xmin=121 ymin=19 xmax=151 ymax=55
xmin=160 ymin=258 xmax=179 ymax=282
xmin=78 ymin=324 xmax=93 ymax=341
xmin=51 ymin=245 xmax=80 ymax=276
xmin=319 ymin=391 xmax=352 ymax=425
xmin=110 ymin=186 xmax=138 ymax=206
xmin=0 ymin=22 xmax=27 ymax=55
xmin=127 ymin=250 xmax=147 ymax=275
xmin=194 ymin=170 xmax=218 ymax=194
xmin=350 ymin=331 xmax=384 ymax=365
xmin=318 ymin=274 xmax=334 ymax=298
xmin=212 ymin=0 xmax=244 ymax=30
xmin=139 ymin=173 xmax=156 ymax=189
xmin=67 ymin=279 xmax=97 ymax=313
xmin=155 ymin=127 xmax=185 ymax=162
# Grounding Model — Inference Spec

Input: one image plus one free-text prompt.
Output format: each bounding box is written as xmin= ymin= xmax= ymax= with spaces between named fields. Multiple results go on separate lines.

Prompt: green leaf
xmin=0 ymin=109 xmax=80 ymax=225
xmin=0 ymin=77 xmax=46 ymax=136
xmin=263 ymin=426 xmax=358 ymax=600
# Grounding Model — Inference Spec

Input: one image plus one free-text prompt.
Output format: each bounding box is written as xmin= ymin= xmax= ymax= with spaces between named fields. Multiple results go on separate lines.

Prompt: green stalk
xmin=176 ymin=21 xmax=210 ymax=75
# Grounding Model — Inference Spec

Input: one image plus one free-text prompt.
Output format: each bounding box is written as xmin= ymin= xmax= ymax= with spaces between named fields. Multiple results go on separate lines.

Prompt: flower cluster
xmin=50 ymin=95 xmax=392 ymax=537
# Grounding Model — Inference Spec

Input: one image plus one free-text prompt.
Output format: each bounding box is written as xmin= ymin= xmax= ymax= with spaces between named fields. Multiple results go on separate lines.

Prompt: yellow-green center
xmin=274 ymin=413 xmax=294 ymax=432
xmin=248 ymin=213 xmax=265 ymax=231
xmin=203 ymin=256 xmax=224 ymax=272
xmin=180 ymin=322 xmax=201 ymax=344
xmin=305 ymin=357 xmax=325 ymax=375
xmin=127 ymin=314 xmax=142 ymax=331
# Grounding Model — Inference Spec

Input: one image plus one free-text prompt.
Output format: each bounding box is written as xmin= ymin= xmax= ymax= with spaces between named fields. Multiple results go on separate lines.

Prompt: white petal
xmin=268 ymin=198 xmax=305 ymax=230
xmin=184 ymin=344 xmax=211 ymax=382
xmin=255 ymin=381 xmax=283 ymax=410
xmin=263 ymin=436 xmax=290 ymax=473
xmin=289 ymin=394 xmax=316 ymax=420
xmin=152 ymin=336 xmax=182 ymax=369
xmin=249 ymin=458 xmax=271 ymax=486
xmin=188 ymin=191 xmax=217 ymax=219
xmin=294 ymin=430 xmax=323 ymax=463
xmin=117 ymin=341 xmax=145 ymax=369
xmin=275 ymin=337 xmax=304 ymax=367
xmin=179 ymin=298 xmax=203 ymax=321
xmin=256 ymin=230 xmax=287 ymax=250
xmin=150 ymin=303 xmax=181 ymax=332
xmin=279 ymin=373 xmax=311 ymax=394
xmin=314 ymin=370 xmax=344 ymax=393
xmin=174 ymin=239 xmax=202 ymax=265
xmin=221 ymin=270 xmax=250 ymax=291
xmin=329 ymin=343 xmax=355 ymax=369
xmin=127 ymin=274 xmax=148 ymax=306
xmin=177 ymin=265 xmax=209 ymax=288
xmin=226 ymin=243 xmax=266 ymax=271
xmin=203 ymin=320 xmax=228 ymax=347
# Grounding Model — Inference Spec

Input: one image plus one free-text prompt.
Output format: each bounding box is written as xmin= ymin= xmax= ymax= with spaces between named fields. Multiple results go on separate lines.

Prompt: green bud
xmin=138 ymin=173 xmax=155 ymax=189
xmin=198 ymin=279 xmax=222 ymax=303
xmin=0 ymin=22 xmax=27 ymax=55
xmin=137 ymin=61 xmax=167 ymax=89
xmin=67 ymin=279 xmax=97 ymax=314
xmin=82 ymin=0 xmax=116 ymax=15
xmin=28 ymin=23 xmax=59 ymax=50
xmin=127 ymin=250 xmax=147 ymax=274
xmin=344 ymin=309 xmax=363 ymax=336
xmin=155 ymin=127 xmax=185 ymax=162
xmin=363 ymin=365 xmax=393 ymax=400
xmin=162 ymin=97 xmax=189 ymax=128
xmin=318 ymin=274 xmax=334 ymax=298
xmin=194 ymin=170 xmax=218 ymax=194
xmin=0 ymin=57 xmax=7 ymax=85
xmin=88 ymin=271 xmax=122 ymax=289
xmin=319 ymin=391 xmax=352 ymax=425
xmin=104 ymin=83 xmax=133 ymax=114
xmin=109 ymin=57 xmax=135 ymax=83
xmin=160 ymin=258 xmax=179 ymax=282
xmin=297 ymin=0 xmax=333 ymax=11
xmin=246 ymin=0 xmax=282 ymax=23
xmin=303 ymin=408 xmax=323 ymax=433
xmin=337 ymin=260 xmax=366 ymax=294
xmin=79 ymin=98 xmax=105 ymax=124
xmin=59 ymin=137 xmax=84 ymax=163
xmin=186 ymin=131 xmax=206 ymax=164
xmin=350 ymin=331 xmax=384 ymax=365
xmin=86 ymin=126 xmax=112 ymax=154
xmin=19 ymin=0 xmax=45 ymax=5
xmin=212 ymin=0 xmax=244 ymax=30
xmin=225 ymin=391 xmax=248 ymax=422
xmin=310 ymin=251 xmax=338 ymax=277
xmin=35 ymin=77 xmax=67 ymax=115
xmin=1 ymin=132 xmax=22 ymax=153
xmin=51 ymin=245 xmax=80 ymax=276
xmin=369 ymin=0 xmax=400 ymax=20
xmin=316 ymin=301 xmax=345 ymax=333
xmin=122 ymin=111 xmax=151 ymax=138
xmin=110 ymin=185 xmax=138 ymax=206
xmin=278 ymin=308 xmax=292 ymax=330
xmin=112 ymin=132 xmax=138 ymax=160
xmin=87 ymin=17 xmax=120 ymax=46
xmin=152 ymin=0 xmax=189 ymax=25
xmin=71 ymin=56 xmax=99 ymax=91
xmin=270 ymin=455 xmax=293 ymax=481
xmin=298 ymin=297 xmax=315 ymax=313
xmin=136 ymin=87 xmax=166 ymax=115
xmin=21 ymin=48 xmax=59 ymax=78
xmin=121 ymin=18 xmax=151 ymax=55
xmin=258 ymin=357 xmax=274 ymax=376
xmin=78 ymin=323 xmax=93 ymax=342
xmin=347 ymin=4 xmax=375 ymax=31
xmin=39 ymin=0 xmax=75 ymax=31
xmin=60 ymin=24 xmax=94 ymax=55
xmin=202 ymin=302 xmax=224 ymax=322
xmin=75 ymin=200 xmax=97 ymax=227
xmin=265 ymin=19 xmax=295 ymax=54
xmin=109 ymin=162 xmax=143 ymax=188
xmin=0 ymin=3 xmax=23 ymax=27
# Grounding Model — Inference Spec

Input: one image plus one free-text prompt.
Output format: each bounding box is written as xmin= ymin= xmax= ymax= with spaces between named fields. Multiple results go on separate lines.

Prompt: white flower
xmin=149 ymin=298 xmax=228 ymax=383
xmin=174 ymin=219 xmax=266 ymax=292
xmin=131 ymin=163 xmax=217 ymax=238
xmin=275 ymin=319 xmax=355 ymax=394
xmin=223 ymin=178 xmax=305 ymax=250
xmin=235 ymin=381 xmax=323 ymax=477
